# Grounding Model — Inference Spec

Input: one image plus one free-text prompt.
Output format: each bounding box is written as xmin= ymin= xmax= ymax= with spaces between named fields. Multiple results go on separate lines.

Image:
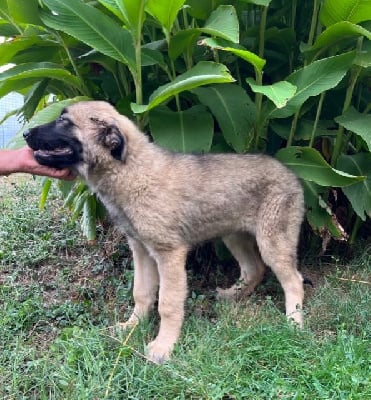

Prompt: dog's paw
xmin=146 ymin=339 xmax=173 ymax=364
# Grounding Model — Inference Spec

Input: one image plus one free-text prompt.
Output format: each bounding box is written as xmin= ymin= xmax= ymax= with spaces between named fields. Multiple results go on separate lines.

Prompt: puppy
xmin=24 ymin=101 xmax=305 ymax=363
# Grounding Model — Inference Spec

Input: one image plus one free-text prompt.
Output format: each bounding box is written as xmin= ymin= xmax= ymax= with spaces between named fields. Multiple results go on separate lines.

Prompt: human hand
xmin=9 ymin=147 xmax=76 ymax=180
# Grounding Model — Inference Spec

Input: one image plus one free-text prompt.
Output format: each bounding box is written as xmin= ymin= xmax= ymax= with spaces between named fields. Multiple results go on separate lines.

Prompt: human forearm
xmin=0 ymin=147 xmax=75 ymax=180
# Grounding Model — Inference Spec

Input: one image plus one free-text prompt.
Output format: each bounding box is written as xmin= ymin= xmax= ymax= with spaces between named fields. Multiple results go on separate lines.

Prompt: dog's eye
xmin=57 ymin=115 xmax=72 ymax=125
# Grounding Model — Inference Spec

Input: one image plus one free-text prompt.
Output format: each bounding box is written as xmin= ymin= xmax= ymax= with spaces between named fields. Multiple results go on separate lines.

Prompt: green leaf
xmin=169 ymin=5 xmax=241 ymax=61
xmin=141 ymin=48 xmax=164 ymax=67
xmin=354 ymin=40 xmax=371 ymax=67
xmin=131 ymin=61 xmax=235 ymax=113
xmin=0 ymin=21 xmax=20 ymax=36
xmin=275 ymin=146 xmax=365 ymax=187
xmin=169 ymin=28 xmax=202 ymax=61
xmin=193 ymin=84 xmax=256 ymax=153
xmin=271 ymin=119 xmax=336 ymax=141
xmin=7 ymin=0 xmax=42 ymax=26
xmin=337 ymin=153 xmax=371 ymax=220
xmin=246 ymin=79 xmax=297 ymax=108
xmin=97 ymin=0 xmax=126 ymax=23
xmin=98 ymin=0 xmax=146 ymax=37
xmin=22 ymin=79 xmax=50 ymax=120
xmin=199 ymin=37 xmax=266 ymax=75
xmin=302 ymin=21 xmax=371 ymax=61
xmin=202 ymin=5 xmax=239 ymax=43
xmin=269 ymin=52 xmax=355 ymax=118
xmin=320 ymin=0 xmax=371 ymax=27
xmin=11 ymin=97 xmax=89 ymax=142
xmin=335 ymin=106 xmax=371 ymax=151
xmin=71 ymin=190 xmax=90 ymax=223
xmin=147 ymin=0 xmax=186 ymax=36
xmin=0 ymin=62 xmax=81 ymax=88
xmin=82 ymin=194 xmax=97 ymax=241
xmin=302 ymin=180 xmax=346 ymax=239
xmin=0 ymin=36 xmax=57 ymax=66
xmin=39 ymin=178 xmax=52 ymax=210
xmin=106 ymin=0 xmax=146 ymax=36
xmin=41 ymin=0 xmax=136 ymax=72
xmin=149 ymin=105 xmax=214 ymax=153
xmin=186 ymin=0 xmax=226 ymax=20
xmin=240 ymin=0 xmax=272 ymax=6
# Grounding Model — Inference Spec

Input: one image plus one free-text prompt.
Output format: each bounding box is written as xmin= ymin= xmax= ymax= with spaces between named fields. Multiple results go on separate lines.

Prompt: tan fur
xmin=65 ymin=101 xmax=305 ymax=363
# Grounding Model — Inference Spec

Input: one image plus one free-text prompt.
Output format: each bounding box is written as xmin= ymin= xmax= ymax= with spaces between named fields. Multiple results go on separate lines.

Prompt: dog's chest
xmin=98 ymin=194 xmax=138 ymax=238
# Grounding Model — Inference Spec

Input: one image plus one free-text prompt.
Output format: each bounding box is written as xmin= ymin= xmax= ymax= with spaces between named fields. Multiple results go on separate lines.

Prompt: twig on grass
xmin=104 ymin=322 xmax=138 ymax=399
xmin=337 ymin=277 xmax=371 ymax=285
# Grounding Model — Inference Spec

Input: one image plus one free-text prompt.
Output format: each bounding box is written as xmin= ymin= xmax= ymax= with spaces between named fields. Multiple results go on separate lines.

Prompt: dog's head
xmin=23 ymin=101 xmax=128 ymax=171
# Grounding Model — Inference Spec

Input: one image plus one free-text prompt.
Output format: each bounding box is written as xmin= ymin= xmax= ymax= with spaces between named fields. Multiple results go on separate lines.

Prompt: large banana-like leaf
xmin=98 ymin=0 xmax=146 ymax=37
xmin=246 ymin=79 xmax=296 ymax=109
xmin=268 ymin=52 xmax=355 ymax=118
xmin=41 ymin=0 xmax=136 ymax=72
xmin=337 ymin=153 xmax=371 ymax=221
xmin=0 ymin=62 xmax=83 ymax=100
xmin=302 ymin=180 xmax=347 ymax=240
xmin=0 ymin=62 xmax=81 ymax=87
xmin=193 ymin=84 xmax=256 ymax=153
xmin=0 ymin=36 xmax=59 ymax=66
xmin=201 ymin=5 xmax=239 ymax=43
xmin=131 ymin=61 xmax=235 ymax=113
xmin=320 ymin=0 xmax=371 ymax=27
xmin=7 ymin=0 xmax=42 ymax=26
xmin=199 ymin=38 xmax=266 ymax=75
xmin=335 ymin=107 xmax=371 ymax=151
xmin=147 ymin=0 xmax=186 ymax=37
xmin=276 ymin=146 xmax=365 ymax=187
xmin=149 ymin=105 xmax=214 ymax=153
xmin=169 ymin=5 xmax=240 ymax=60
xmin=303 ymin=21 xmax=371 ymax=61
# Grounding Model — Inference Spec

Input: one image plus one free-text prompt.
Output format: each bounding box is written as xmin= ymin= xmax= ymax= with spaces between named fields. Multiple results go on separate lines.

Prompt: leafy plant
xmin=0 ymin=0 xmax=370 ymax=247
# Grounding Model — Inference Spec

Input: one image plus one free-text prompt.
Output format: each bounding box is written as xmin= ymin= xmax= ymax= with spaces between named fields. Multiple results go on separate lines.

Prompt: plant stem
xmin=258 ymin=6 xmax=268 ymax=60
xmin=307 ymin=0 xmax=319 ymax=47
xmin=349 ymin=216 xmax=362 ymax=245
xmin=133 ymin=0 xmax=146 ymax=128
xmin=291 ymin=0 xmax=297 ymax=30
xmin=287 ymin=110 xmax=300 ymax=147
xmin=331 ymin=66 xmax=361 ymax=166
xmin=253 ymin=5 xmax=268 ymax=150
xmin=58 ymin=34 xmax=91 ymax=97
xmin=288 ymin=0 xmax=320 ymax=146
xmin=309 ymin=91 xmax=326 ymax=147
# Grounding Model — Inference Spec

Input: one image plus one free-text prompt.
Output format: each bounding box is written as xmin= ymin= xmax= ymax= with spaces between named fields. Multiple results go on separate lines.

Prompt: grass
xmin=0 ymin=176 xmax=370 ymax=399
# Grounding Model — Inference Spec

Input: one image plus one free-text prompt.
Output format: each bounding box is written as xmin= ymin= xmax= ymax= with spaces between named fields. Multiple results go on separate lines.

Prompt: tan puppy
xmin=24 ymin=101 xmax=305 ymax=363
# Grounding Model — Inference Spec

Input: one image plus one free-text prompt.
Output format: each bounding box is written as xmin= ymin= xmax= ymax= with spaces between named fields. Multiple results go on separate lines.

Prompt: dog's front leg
xmin=117 ymin=238 xmax=159 ymax=330
xmin=147 ymin=246 xmax=188 ymax=364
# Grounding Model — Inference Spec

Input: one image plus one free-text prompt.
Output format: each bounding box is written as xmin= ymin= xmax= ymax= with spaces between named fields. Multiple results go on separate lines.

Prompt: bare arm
xmin=0 ymin=147 xmax=75 ymax=180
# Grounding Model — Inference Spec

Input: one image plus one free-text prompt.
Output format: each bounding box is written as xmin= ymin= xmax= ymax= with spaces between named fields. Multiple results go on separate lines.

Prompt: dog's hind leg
xmin=217 ymin=233 xmax=266 ymax=300
xmin=256 ymin=192 xmax=304 ymax=326
xmin=146 ymin=245 xmax=188 ymax=364
xmin=117 ymin=237 xmax=159 ymax=329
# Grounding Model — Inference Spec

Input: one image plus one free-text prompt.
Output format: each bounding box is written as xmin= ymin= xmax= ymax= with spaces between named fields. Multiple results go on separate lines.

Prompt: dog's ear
xmin=98 ymin=124 xmax=127 ymax=161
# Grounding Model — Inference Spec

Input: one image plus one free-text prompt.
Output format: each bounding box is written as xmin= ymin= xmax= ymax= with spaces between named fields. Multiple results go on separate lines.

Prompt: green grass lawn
xmin=1 ymin=176 xmax=370 ymax=399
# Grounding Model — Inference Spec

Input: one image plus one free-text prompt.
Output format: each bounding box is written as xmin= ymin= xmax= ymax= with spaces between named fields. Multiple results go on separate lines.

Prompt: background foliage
xmin=0 ymin=0 xmax=370 ymax=247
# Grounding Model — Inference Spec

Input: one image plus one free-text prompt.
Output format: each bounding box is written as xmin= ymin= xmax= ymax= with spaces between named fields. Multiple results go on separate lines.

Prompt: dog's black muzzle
xmin=24 ymin=122 xmax=83 ymax=169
